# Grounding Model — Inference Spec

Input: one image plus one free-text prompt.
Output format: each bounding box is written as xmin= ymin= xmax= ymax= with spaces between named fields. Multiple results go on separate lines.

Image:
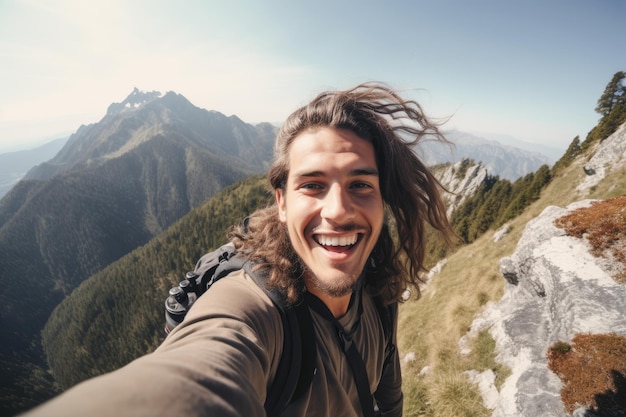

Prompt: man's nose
xmin=320 ymin=184 xmax=355 ymax=221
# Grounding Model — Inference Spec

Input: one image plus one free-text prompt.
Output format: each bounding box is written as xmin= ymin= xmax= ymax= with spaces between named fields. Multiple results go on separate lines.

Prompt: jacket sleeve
xmin=20 ymin=271 xmax=282 ymax=417
xmin=373 ymin=309 xmax=403 ymax=417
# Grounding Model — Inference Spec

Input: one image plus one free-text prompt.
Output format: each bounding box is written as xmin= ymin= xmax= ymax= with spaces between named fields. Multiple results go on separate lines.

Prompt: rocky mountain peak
xmin=23 ymin=89 xmax=275 ymax=182
xmin=105 ymin=87 xmax=164 ymax=116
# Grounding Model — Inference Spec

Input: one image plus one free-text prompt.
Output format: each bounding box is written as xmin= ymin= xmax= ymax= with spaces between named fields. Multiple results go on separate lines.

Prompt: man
xmin=22 ymin=83 xmax=455 ymax=417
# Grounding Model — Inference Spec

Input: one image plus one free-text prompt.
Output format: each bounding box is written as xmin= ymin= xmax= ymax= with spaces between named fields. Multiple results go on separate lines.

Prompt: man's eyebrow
xmin=350 ymin=168 xmax=379 ymax=177
xmin=294 ymin=168 xmax=379 ymax=178
xmin=294 ymin=170 xmax=324 ymax=178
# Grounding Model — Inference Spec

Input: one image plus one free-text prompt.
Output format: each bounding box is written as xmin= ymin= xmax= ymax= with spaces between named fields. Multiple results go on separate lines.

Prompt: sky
xmin=0 ymin=0 xmax=624 ymax=153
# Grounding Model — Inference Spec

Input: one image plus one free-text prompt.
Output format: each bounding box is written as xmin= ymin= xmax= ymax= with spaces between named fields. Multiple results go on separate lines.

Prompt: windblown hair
xmin=231 ymin=82 xmax=456 ymax=305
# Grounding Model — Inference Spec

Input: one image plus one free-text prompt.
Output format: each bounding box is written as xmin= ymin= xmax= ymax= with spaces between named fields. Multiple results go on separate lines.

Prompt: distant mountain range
xmin=467 ymin=131 xmax=564 ymax=162
xmin=0 ymin=137 xmax=67 ymax=198
xmin=419 ymin=130 xmax=555 ymax=181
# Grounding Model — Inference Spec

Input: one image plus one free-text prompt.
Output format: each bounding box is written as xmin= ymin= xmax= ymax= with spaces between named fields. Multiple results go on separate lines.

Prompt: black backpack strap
xmin=373 ymin=296 xmax=397 ymax=371
xmin=305 ymin=292 xmax=377 ymax=417
xmin=210 ymin=252 xmax=246 ymax=285
xmin=242 ymin=263 xmax=317 ymax=417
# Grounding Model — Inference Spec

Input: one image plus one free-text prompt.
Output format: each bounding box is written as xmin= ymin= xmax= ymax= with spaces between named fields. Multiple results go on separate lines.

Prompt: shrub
xmin=547 ymin=333 xmax=626 ymax=414
xmin=554 ymin=196 xmax=626 ymax=282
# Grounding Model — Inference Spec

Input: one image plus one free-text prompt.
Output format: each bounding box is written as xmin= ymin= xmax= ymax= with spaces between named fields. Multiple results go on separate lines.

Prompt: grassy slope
xmin=397 ymin=144 xmax=625 ymax=417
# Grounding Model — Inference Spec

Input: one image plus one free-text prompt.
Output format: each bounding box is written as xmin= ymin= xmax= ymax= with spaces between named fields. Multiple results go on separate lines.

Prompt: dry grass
xmin=547 ymin=333 xmax=626 ymax=414
xmin=398 ymin=212 xmax=513 ymax=416
xmin=466 ymin=330 xmax=511 ymax=389
xmin=554 ymin=196 xmax=626 ymax=282
xmin=587 ymin=164 xmax=626 ymax=200
xmin=429 ymin=373 xmax=487 ymax=417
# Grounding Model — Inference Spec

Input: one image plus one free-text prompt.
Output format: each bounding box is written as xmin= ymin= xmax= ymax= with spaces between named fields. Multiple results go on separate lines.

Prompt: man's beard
xmin=303 ymin=269 xmax=362 ymax=298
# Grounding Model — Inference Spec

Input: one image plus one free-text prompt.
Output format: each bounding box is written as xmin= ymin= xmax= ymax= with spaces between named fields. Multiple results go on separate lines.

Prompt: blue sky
xmin=0 ymin=0 xmax=624 ymax=153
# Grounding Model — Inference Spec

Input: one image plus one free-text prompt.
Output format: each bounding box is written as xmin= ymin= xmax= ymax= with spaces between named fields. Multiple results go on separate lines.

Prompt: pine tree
xmin=595 ymin=71 xmax=626 ymax=118
xmin=552 ymin=136 xmax=581 ymax=174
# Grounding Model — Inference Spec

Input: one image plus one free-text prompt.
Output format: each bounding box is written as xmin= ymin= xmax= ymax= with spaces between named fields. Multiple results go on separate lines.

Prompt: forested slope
xmin=42 ymin=175 xmax=273 ymax=389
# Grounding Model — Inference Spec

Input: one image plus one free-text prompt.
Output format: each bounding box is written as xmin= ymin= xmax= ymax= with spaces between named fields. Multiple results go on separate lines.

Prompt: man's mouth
xmin=314 ymin=233 xmax=360 ymax=250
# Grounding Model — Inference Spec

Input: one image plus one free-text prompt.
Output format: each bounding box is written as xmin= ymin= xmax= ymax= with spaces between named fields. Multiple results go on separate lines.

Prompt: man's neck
xmin=307 ymin=288 xmax=352 ymax=318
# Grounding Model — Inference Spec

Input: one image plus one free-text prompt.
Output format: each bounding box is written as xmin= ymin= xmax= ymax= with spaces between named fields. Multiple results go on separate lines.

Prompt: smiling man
xmin=22 ymin=83 xmax=456 ymax=417
xmin=276 ymin=127 xmax=385 ymax=316
xmin=224 ymin=83 xmax=456 ymax=416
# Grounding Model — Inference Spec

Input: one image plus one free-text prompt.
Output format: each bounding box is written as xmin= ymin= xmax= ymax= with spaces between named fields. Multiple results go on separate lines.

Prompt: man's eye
xmin=351 ymin=182 xmax=371 ymax=189
xmin=301 ymin=183 xmax=322 ymax=190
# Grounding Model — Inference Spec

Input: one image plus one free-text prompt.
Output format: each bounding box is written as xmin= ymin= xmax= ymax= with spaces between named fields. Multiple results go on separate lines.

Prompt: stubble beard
xmin=303 ymin=269 xmax=362 ymax=298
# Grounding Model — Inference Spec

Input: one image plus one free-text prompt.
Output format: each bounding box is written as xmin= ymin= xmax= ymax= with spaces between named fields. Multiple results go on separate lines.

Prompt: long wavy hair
xmin=231 ymin=82 xmax=456 ymax=305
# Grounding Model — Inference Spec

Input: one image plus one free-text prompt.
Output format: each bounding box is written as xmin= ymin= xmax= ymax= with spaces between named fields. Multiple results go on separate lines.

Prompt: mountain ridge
xmin=468 ymin=131 xmax=565 ymax=162
xmin=24 ymin=90 xmax=274 ymax=182
xmin=1 ymin=91 xmax=555 ymax=200
xmin=0 ymin=137 xmax=67 ymax=198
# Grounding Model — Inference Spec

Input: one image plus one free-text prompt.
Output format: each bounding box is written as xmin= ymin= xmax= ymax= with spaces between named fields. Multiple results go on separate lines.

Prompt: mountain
xmin=23 ymin=88 xmax=274 ymax=182
xmin=0 ymin=88 xmax=276 ymax=415
xmin=420 ymin=130 xmax=553 ymax=181
xmin=468 ymin=131 xmax=564 ymax=162
xmin=0 ymin=137 xmax=67 ymax=198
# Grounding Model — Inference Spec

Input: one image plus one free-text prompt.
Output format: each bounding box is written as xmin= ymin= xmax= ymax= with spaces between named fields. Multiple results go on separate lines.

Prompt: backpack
xmin=164 ymin=242 xmax=397 ymax=416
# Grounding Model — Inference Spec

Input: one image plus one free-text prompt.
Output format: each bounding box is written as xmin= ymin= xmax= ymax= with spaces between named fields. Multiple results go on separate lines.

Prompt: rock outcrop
xmin=467 ymin=200 xmax=626 ymax=416
xmin=437 ymin=159 xmax=489 ymax=217
xmin=577 ymin=122 xmax=626 ymax=192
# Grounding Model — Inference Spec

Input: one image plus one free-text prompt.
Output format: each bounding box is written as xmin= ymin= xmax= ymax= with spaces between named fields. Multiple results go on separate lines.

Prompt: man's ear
xmin=276 ymin=188 xmax=287 ymax=222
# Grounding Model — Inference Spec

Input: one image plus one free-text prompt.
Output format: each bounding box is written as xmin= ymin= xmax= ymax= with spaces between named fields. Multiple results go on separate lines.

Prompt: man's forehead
xmin=288 ymin=128 xmax=375 ymax=155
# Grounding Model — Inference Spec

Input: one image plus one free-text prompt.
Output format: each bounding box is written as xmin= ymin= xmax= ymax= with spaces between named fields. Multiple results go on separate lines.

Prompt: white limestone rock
xmin=468 ymin=200 xmax=626 ymax=417
xmin=577 ymin=122 xmax=626 ymax=192
xmin=493 ymin=223 xmax=511 ymax=243
xmin=437 ymin=160 xmax=489 ymax=217
xmin=465 ymin=369 xmax=499 ymax=410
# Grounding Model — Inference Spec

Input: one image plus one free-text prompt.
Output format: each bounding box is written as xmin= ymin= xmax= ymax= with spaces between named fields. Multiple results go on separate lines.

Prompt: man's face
xmin=276 ymin=127 xmax=384 ymax=298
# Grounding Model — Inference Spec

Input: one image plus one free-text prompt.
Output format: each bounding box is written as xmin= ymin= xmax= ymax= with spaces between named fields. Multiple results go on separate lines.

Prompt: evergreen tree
xmin=595 ymin=71 xmax=626 ymax=118
xmin=552 ymin=136 xmax=581 ymax=174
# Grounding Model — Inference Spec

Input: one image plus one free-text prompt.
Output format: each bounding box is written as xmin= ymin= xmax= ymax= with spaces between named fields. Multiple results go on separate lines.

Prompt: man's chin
xmin=305 ymin=270 xmax=361 ymax=298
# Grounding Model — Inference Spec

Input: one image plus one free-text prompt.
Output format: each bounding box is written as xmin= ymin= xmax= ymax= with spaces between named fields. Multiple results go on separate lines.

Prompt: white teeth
xmin=316 ymin=234 xmax=358 ymax=247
